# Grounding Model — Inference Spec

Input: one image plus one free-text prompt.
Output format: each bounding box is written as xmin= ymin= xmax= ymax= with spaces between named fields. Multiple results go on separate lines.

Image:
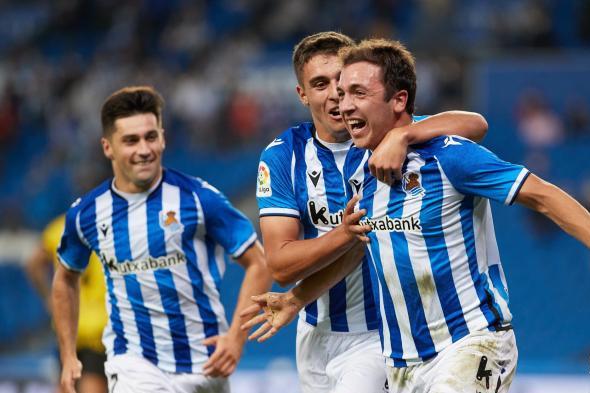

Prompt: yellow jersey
xmin=43 ymin=215 xmax=108 ymax=352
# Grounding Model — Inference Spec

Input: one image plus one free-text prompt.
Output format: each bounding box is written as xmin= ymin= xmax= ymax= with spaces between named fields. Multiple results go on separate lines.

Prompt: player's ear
xmin=161 ymin=128 xmax=166 ymax=150
xmin=296 ymin=85 xmax=309 ymax=106
xmin=101 ymin=137 xmax=114 ymax=160
xmin=390 ymin=90 xmax=408 ymax=115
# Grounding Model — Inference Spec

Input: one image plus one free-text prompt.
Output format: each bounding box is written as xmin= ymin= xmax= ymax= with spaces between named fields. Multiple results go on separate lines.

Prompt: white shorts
xmin=385 ymin=329 xmax=518 ymax=393
xmin=104 ymin=353 xmax=229 ymax=393
xmin=296 ymin=320 xmax=388 ymax=393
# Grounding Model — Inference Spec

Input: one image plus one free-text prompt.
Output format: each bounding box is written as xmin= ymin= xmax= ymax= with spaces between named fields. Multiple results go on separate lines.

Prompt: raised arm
xmin=202 ymin=240 xmax=272 ymax=377
xmin=516 ymin=174 xmax=590 ymax=248
xmin=260 ymin=198 xmax=371 ymax=286
xmin=370 ymin=110 xmax=488 ymax=183
xmin=52 ymin=263 xmax=83 ymax=393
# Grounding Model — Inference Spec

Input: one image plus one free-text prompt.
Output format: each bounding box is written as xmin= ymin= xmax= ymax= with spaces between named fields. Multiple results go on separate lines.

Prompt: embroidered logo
xmin=307 ymin=170 xmax=321 ymax=188
xmin=159 ymin=210 xmax=183 ymax=233
xmin=257 ymin=161 xmax=272 ymax=197
xmin=402 ymin=171 xmax=425 ymax=198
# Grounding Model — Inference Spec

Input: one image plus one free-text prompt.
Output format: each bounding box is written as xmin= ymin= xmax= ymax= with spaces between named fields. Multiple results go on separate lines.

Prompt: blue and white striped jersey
xmin=257 ymin=122 xmax=379 ymax=333
xmin=345 ymin=135 xmax=529 ymax=367
xmin=57 ymin=168 xmax=257 ymax=373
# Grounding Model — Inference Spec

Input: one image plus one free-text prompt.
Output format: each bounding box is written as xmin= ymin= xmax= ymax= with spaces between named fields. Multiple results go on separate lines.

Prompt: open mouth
xmin=328 ymin=108 xmax=342 ymax=120
xmin=347 ymin=119 xmax=366 ymax=131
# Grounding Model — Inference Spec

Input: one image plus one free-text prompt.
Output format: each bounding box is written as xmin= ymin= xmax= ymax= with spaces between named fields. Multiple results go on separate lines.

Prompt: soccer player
xmin=253 ymin=32 xmax=489 ymax=393
xmin=333 ymin=38 xmax=590 ymax=392
xmin=51 ymin=86 xmax=272 ymax=393
xmin=26 ymin=214 xmax=108 ymax=393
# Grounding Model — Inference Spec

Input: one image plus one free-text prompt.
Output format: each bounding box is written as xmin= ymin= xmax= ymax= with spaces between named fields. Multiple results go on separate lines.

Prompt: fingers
xmin=257 ymin=325 xmax=279 ymax=342
xmin=239 ymin=303 xmax=263 ymax=318
xmin=344 ymin=195 xmax=360 ymax=215
xmin=241 ymin=313 xmax=268 ymax=331
xmin=202 ymin=335 xmax=219 ymax=347
xmin=248 ymin=321 xmax=272 ymax=341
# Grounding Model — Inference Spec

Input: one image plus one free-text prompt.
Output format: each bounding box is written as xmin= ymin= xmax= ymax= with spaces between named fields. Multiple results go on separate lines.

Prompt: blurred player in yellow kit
xmin=26 ymin=214 xmax=108 ymax=393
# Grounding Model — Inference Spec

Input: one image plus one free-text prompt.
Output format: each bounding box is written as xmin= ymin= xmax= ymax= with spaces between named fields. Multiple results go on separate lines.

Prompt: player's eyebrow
xmin=308 ymin=75 xmax=329 ymax=85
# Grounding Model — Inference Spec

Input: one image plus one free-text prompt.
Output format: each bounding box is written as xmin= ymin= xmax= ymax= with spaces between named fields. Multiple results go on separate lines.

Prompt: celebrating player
xmin=336 ymin=38 xmax=590 ymax=392
xmin=251 ymin=32 xmax=489 ymax=393
xmin=51 ymin=86 xmax=272 ymax=393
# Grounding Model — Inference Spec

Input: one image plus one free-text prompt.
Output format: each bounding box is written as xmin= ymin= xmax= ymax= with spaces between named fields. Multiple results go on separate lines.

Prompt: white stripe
xmin=291 ymin=151 xmax=296 ymax=194
xmin=231 ymin=232 xmax=257 ymax=258
xmin=259 ymin=207 xmax=300 ymax=217
xmin=373 ymin=254 xmax=392 ymax=358
xmin=404 ymin=155 xmax=452 ymax=352
xmin=436 ymin=160 xmax=490 ymax=334
xmin=372 ymin=180 xmax=419 ymax=360
xmin=193 ymin=192 xmax=229 ymax=332
xmin=505 ymin=168 xmax=529 ymax=205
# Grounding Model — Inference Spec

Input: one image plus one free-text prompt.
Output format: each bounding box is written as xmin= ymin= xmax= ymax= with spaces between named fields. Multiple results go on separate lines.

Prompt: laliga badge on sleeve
xmin=257 ymin=161 xmax=272 ymax=197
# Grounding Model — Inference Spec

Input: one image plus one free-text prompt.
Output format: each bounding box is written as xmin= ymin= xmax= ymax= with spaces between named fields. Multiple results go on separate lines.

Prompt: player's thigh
xmin=295 ymin=322 xmax=331 ymax=393
xmin=329 ymin=333 xmax=388 ymax=393
xmin=427 ymin=330 xmax=518 ymax=393
xmin=104 ymin=354 xmax=173 ymax=393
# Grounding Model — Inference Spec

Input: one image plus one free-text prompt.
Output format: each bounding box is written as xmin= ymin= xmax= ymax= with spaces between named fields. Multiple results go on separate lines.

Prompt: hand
xmin=60 ymin=356 xmax=82 ymax=393
xmin=240 ymin=292 xmax=303 ymax=342
xmin=202 ymin=334 xmax=243 ymax=377
xmin=341 ymin=196 xmax=371 ymax=243
xmin=369 ymin=128 xmax=409 ymax=184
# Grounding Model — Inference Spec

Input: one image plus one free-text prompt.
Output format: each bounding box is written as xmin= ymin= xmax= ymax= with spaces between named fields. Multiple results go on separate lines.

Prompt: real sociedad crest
xmin=159 ymin=210 xmax=183 ymax=233
xmin=402 ymin=171 xmax=425 ymax=198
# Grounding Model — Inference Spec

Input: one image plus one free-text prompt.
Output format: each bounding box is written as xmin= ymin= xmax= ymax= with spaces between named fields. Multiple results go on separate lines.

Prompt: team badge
xmin=257 ymin=161 xmax=272 ymax=197
xmin=402 ymin=171 xmax=425 ymax=198
xmin=159 ymin=210 xmax=183 ymax=233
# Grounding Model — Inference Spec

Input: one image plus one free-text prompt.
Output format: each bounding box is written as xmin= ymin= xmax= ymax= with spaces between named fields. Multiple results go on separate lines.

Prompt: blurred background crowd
xmin=0 ymin=0 xmax=589 ymax=392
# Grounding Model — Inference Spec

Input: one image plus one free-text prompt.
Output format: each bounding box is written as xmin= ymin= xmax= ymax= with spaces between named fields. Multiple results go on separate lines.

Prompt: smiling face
xmin=296 ymin=54 xmax=350 ymax=143
xmin=338 ymin=61 xmax=402 ymax=150
xmin=101 ymin=113 xmax=165 ymax=193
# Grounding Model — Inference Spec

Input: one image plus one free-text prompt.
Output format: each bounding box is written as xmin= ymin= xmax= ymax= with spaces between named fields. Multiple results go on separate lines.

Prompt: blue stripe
xmin=81 ymin=196 xmax=127 ymax=354
xmin=146 ymin=187 xmax=192 ymax=373
xmin=315 ymin=142 xmax=348 ymax=331
xmin=489 ymin=265 xmax=509 ymax=302
xmin=205 ymin=237 xmax=222 ymax=293
xmin=112 ymin=194 xmax=158 ymax=364
xmin=388 ymin=182 xmax=436 ymax=358
xmin=419 ymin=160 xmax=469 ymax=342
xmin=458 ymin=197 xmax=499 ymax=327
xmin=361 ymin=165 xmax=407 ymax=367
xmin=179 ymin=188 xmax=219 ymax=357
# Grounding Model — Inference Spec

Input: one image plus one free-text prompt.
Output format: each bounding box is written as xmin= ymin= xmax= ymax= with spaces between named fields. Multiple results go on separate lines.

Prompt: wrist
xmin=391 ymin=126 xmax=412 ymax=144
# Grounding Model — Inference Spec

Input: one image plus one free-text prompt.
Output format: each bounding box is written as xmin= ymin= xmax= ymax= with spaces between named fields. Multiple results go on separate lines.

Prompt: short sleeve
xmin=434 ymin=136 xmax=530 ymax=205
xmin=256 ymin=139 xmax=299 ymax=218
xmin=57 ymin=206 xmax=92 ymax=272
xmin=199 ymin=183 xmax=257 ymax=259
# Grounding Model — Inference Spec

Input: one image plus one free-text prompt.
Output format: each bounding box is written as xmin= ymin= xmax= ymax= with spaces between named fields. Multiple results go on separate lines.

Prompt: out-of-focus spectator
xmin=516 ymin=90 xmax=564 ymax=149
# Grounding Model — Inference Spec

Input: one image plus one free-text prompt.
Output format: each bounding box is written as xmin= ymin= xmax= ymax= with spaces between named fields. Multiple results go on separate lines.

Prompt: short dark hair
xmin=101 ymin=86 xmax=164 ymax=137
xmin=339 ymin=38 xmax=417 ymax=114
xmin=292 ymin=31 xmax=355 ymax=85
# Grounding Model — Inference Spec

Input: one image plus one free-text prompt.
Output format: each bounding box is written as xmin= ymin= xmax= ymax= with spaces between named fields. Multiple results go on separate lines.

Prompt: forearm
xmin=290 ymin=242 xmax=366 ymax=306
xmin=51 ymin=267 xmax=80 ymax=362
xmin=518 ymin=176 xmax=590 ymax=248
xmin=266 ymin=225 xmax=358 ymax=286
xmin=228 ymin=261 xmax=273 ymax=342
xmin=406 ymin=111 xmax=488 ymax=144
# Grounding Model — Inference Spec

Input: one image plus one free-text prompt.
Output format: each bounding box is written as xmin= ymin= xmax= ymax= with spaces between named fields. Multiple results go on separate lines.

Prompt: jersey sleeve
xmin=199 ymin=183 xmax=257 ymax=259
xmin=434 ymin=136 xmax=530 ymax=205
xmin=256 ymin=140 xmax=299 ymax=218
xmin=57 ymin=206 xmax=92 ymax=272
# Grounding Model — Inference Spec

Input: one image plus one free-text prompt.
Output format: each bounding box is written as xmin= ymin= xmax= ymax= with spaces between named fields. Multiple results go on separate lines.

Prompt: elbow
xmin=472 ymin=113 xmax=488 ymax=141
xmin=271 ymin=270 xmax=296 ymax=287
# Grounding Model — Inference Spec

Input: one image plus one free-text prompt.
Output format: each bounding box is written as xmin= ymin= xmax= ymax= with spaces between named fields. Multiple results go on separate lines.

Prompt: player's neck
xmin=315 ymin=126 xmax=351 ymax=144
